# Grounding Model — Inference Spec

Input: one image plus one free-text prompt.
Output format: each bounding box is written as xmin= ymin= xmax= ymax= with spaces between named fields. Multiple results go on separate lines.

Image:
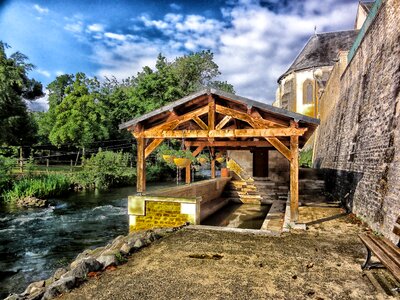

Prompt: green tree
xmin=49 ymin=72 xmax=109 ymax=152
xmin=0 ymin=42 xmax=43 ymax=145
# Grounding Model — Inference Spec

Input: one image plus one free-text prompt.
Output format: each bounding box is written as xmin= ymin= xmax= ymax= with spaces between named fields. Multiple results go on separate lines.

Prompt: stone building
xmin=273 ymin=30 xmax=358 ymax=118
xmin=313 ymin=0 xmax=400 ymax=243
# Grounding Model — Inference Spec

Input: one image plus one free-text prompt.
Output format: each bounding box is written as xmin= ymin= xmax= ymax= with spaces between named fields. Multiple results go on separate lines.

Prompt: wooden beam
xmin=144 ymin=139 xmax=163 ymax=159
xmin=185 ymin=164 xmax=191 ymax=184
xmin=215 ymin=115 xmax=232 ymax=130
xmin=208 ymin=95 xmax=215 ymax=130
xmin=145 ymin=106 xmax=208 ymax=133
xmin=185 ymin=140 xmax=279 ymax=148
xmin=216 ymin=104 xmax=257 ymax=128
xmin=136 ymin=135 xmax=146 ymax=194
xmin=193 ymin=115 xmax=208 ymax=130
xmin=137 ymin=128 xmax=307 ymax=139
xmin=210 ymin=148 xmax=215 ymax=179
xmin=192 ymin=145 xmax=205 ymax=157
xmin=290 ymin=135 xmax=299 ymax=222
xmin=266 ymin=137 xmax=291 ymax=161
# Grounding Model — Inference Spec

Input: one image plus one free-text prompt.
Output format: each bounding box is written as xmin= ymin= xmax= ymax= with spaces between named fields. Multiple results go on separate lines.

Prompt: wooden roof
xmin=120 ymin=88 xmax=319 ymax=148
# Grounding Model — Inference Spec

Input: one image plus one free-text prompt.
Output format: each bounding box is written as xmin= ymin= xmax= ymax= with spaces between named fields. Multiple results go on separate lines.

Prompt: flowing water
xmin=0 ymin=183 xmax=172 ymax=299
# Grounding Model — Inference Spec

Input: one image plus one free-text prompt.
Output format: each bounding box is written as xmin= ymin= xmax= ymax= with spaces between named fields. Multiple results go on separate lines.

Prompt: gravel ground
xmin=60 ymin=207 xmax=393 ymax=300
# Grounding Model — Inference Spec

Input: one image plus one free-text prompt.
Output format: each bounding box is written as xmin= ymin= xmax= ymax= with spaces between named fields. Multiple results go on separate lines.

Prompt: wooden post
xmin=210 ymin=148 xmax=216 ymax=179
xmin=70 ymin=160 xmax=73 ymax=172
xmin=136 ymin=136 xmax=146 ymax=194
xmin=290 ymin=134 xmax=299 ymax=222
xmin=185 ymin=164 xmax=191 ymax=184
xmin=19 ymin=146 xmax=23 ymax=173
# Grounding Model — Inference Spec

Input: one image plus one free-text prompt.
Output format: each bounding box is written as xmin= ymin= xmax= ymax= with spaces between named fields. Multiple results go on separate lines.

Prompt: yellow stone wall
xmin=130 ymin=201 xmax=196 ymax=231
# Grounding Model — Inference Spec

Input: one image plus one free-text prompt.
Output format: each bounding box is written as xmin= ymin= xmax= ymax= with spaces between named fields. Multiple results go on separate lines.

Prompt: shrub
xmin=0 ymin=155 xmax=16 ymax=192
xmin=74 ymin=150 xmax=136 ymax=189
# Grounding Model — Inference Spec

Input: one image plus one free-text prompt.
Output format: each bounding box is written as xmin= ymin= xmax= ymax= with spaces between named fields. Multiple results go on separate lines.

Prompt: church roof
xmin=360 ymin=1 xmax=375 ymax=13
xmin=278 ymin=30 xmax=359 ymax=83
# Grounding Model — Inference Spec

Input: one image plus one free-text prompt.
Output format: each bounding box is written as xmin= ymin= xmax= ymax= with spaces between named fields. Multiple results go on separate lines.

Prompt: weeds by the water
xmin=2 ymin=174 xmax=71 ymax=202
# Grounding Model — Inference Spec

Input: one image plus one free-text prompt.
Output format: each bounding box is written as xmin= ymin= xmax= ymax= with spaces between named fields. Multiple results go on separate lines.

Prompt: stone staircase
xmin=223 ymin=180 xmax=262 ymax=204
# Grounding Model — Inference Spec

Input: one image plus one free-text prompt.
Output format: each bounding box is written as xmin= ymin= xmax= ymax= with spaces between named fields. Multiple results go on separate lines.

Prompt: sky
xmin=0 ymin=0 xmax=361 ymax=110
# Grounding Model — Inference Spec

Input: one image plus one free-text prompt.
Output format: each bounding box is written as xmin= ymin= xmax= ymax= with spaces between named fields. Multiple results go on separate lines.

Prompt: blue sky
xmin=0 ymin=0 xmax=360 ymax=110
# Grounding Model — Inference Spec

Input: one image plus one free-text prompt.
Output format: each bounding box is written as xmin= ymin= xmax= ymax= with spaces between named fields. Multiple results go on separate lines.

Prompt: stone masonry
xmin=314 ymin=0 xmax=400 ymax=243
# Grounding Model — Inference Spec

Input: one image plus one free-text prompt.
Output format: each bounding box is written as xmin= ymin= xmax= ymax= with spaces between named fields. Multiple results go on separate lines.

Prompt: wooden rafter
xmin=185 ymin=140 xmax=280 ymax=147
xmin=193 ymin=116 xmax=208 ymax=130
xmin=215 ymin=115 xmax=232 ymax=130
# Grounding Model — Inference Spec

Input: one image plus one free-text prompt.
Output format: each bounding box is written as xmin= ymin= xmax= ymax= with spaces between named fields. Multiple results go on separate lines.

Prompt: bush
xmin=0 ymin=155 xmax=16 ymax=192
xmin=2 ymin=174 xmax=71 ymax=202
xmin=299 ymin=149 xmax=313 ymax=168
xmin=73 ymin=150 xmax=136 ymax=189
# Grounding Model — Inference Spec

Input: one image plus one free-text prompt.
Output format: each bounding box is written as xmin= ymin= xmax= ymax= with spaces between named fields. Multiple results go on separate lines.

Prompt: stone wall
xmin=313 ymin=0 xmax=400 ymax=243
xmin=128 ymin=178 xmax=230 ymax=231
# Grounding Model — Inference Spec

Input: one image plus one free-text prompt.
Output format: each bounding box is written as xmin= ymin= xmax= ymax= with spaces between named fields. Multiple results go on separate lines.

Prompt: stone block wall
xmin=313 ymin=0 xmax=400 ymax=243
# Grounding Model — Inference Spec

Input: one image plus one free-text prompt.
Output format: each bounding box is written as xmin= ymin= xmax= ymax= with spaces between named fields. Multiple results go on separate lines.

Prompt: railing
xmin=347 ymin=0 xmax=383 ymax=63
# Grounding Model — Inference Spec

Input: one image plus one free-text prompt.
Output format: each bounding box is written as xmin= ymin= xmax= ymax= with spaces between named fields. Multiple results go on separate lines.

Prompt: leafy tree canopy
xmin=0 ymin=42 xmax=44 ymax=145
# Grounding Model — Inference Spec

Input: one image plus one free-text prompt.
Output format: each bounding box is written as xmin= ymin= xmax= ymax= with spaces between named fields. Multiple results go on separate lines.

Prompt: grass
xmin=2 ymin=174 xmax=72 ymax=202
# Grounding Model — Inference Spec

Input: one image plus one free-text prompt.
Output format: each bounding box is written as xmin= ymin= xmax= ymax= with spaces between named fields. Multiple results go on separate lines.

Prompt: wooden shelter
xmin=119 ymin=89 xmax=319 ymax=222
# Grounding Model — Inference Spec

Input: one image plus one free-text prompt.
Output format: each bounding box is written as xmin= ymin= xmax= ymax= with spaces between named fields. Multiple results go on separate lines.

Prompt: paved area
xmin=59 ymin=206 xmax=395 ymax=300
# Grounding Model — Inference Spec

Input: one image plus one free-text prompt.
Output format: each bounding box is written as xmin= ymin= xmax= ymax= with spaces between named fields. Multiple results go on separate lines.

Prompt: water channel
xmin=0 ymin=184 xmax=172 ymax=299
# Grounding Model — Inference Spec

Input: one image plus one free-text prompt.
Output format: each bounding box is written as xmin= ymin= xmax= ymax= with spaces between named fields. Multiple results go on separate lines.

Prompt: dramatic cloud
xmin=87 ymin=23 xmax=104 ymax=32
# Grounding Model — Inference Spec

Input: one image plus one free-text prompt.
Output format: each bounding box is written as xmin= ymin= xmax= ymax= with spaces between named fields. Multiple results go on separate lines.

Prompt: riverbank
xmin=55 ymin=207 xmax=394 ymax=299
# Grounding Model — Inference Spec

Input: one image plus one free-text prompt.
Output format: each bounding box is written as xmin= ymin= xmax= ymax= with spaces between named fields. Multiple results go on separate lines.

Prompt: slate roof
xmin=278 ymin=30 xmax=359 ymax=83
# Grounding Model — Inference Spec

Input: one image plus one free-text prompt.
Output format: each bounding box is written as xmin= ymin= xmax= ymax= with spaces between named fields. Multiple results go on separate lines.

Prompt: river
xmin=0 ymin=183 xmax=173 ymax=299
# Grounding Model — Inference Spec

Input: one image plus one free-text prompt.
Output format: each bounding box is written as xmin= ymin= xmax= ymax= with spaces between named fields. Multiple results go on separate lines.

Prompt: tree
xmin=0 ymin=42 xmax=43 ymax=145
xmin=49 ymin=73 xmax=109 ymax=152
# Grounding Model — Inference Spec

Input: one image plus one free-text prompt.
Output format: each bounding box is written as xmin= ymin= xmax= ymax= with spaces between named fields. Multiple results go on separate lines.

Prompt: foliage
xmin=72 ymin=150 xmax=135 ymax=189
xmin=2 ymin=174 xmax=71 ymax=202
xmin=0 ymin=155 xmax=15 ymax=192
xmin=299 ymin=148 xmax=313 ymax=167
xmin=172 ymin=149 xmax=195 ymax=162
xmin=0 ymin=42 xmax=43 ymax=145
xmin=48 ymin=73 xmax=109 ymax=149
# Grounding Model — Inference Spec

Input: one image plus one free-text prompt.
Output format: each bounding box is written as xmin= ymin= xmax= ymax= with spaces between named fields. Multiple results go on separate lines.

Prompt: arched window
xmin=303 ymin=80 xmax=314 ymax=104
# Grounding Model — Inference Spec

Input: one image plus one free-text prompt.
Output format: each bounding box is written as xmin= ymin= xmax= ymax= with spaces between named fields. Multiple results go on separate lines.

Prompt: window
xmin=303 ymin=80 xmax=314 ymax=104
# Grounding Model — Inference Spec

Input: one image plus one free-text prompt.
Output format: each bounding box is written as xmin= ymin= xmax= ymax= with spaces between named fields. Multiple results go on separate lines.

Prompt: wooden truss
xmin=130 ymin=93 xmax=309 ymax=222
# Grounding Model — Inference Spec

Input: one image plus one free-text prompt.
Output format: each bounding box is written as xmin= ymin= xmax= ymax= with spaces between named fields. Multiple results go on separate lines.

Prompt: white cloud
xmin=87 ymin=23 xmax=104 ymax=32
xmin=104 ymin=32 xmax=126 ymax=41
xmin=64 ymin=21 xmax=83 ymax=33
xmin=56 ymin=71 xmax=64 ymax=76
xmin=91 ymin=0 xmax=358 ymax=102
xmin=33 ymin=4 xmax=48 ymax=14
xmin=36 ymin=69 xmax=51 ymax=78
xmin=26 ymin=90 xmax=49 ymax=112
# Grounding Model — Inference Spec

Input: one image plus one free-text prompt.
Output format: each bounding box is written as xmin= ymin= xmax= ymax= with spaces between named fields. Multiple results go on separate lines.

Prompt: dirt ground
xmin=60 ymin=207 xmax=396 ymax=300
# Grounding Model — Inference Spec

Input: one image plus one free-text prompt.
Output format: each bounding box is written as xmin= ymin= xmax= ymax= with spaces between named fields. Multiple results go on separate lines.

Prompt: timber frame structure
xmin=120 ymin=89 xmax=319 ymax=222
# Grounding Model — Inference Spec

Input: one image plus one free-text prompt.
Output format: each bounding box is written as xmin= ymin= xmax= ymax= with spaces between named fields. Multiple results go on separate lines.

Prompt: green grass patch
xmin=2 ymin=174 xmax=72 ymax=202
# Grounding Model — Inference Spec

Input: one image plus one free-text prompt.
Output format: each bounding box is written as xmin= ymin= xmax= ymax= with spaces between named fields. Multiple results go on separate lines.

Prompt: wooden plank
xmin=138 ymin=128 xmax=307 ymax=139
xmin=393 ymin=225 xmax=400 ymax=236
xmin=379 ymin=237 xmax=400 ymax=266
xmin=360 ymin=234 xmax=400 ymax=281
xmin=215 ymin=115 xmax=232 ymax=130
xmin=216 ymin=105 xmax=257 ymax=128
xmin=193 ymin=115 xmax=208 ymax=130
xmin=266 ymin=137 xmax=291 ymax=161
xmin=136 ymin=135 xmax=146 ymax=193
xmin=290 ymin=135 xmax=299 ymax=222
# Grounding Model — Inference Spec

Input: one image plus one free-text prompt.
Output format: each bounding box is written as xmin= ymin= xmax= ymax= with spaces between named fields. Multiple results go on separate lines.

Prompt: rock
xmin=70 ymin=249 xmax=93 ymax=269
xmin=64 ymin=257 xmax=102 ymax=280
xmin=120 ymin=243 xmax=132 ymax=255
xmin=306 ymin=262 xmax=314 ymax=269
xmin=22 ymin=280 xmax=45 ymax=295
xmin=26 ymin=287 xmax=45 ymax=300
xmin=133 ymin=238 xmax=145 ymax=250
xmin=42 ymin=276 xmax=76 ymax=300
xmin=52 ymin=267 xmax=68 ymax=281
xmin=97 ymin=254 xmax=118 ymax=269
xmin=16 ymin=197 xmax=48 ymax=208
